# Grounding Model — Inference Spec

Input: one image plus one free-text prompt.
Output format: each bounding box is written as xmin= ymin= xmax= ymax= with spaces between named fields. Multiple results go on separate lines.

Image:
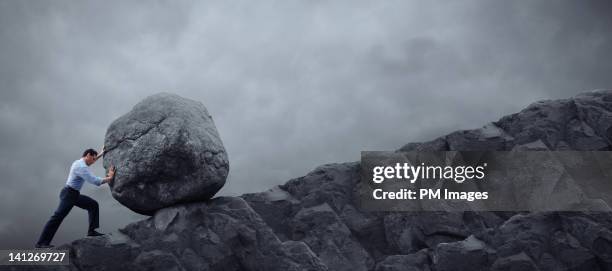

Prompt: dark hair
xmin=82 ymin=148 xmax=98 ymax=157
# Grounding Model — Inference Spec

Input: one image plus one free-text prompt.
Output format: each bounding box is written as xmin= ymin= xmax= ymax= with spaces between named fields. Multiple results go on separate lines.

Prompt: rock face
xmin=10 ymin=198 xmax=327 ymax=271
xmin=399 ymin=89 xmax=612 ymax=152
xmin=18 ymin=90 xmax=612 ymax=271
xmin=103 ymin=93 xmax=229 ymax=215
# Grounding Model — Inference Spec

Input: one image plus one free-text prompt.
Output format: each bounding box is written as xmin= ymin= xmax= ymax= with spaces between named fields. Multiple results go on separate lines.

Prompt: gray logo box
xmin=359 ymin=151 xmax=612 ymax=212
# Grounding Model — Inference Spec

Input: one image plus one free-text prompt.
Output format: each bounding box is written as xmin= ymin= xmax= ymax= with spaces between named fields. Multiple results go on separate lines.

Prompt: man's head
xmin=82 ymin=148 xmax=98 ymax=166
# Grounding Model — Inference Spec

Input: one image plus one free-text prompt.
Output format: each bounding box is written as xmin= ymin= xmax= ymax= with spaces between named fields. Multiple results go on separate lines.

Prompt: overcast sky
xmin=1 ymin=0 xmax=611 ymax=248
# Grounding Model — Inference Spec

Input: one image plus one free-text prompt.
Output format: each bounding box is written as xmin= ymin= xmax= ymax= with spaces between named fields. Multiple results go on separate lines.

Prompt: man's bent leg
xmin=75 ymin=194 xmax=99 ymax=232
xmin=36 ymin=189 xmax=75 ymax=245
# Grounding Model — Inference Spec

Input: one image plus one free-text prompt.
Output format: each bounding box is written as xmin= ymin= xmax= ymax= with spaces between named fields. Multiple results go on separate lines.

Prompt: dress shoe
xmin=87 ymin=230 xmax=105 ymax=237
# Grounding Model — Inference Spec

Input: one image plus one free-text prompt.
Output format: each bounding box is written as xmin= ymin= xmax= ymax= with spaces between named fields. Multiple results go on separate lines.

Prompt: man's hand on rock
xmin=103 ymin=165 xmax=115 ymax=185
xmin=108 ymin=165 xmax=115 ymax=178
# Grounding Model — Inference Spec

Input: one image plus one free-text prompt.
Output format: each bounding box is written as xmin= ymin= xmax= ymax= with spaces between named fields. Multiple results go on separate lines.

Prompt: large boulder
xmin=103 ymin=93 xmax=229 ymax=215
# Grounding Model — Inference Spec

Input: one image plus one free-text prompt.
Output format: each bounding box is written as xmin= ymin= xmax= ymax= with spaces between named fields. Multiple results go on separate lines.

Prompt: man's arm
xmin=94 ymin=145 xmax=105 ymax=161
xmin=76 ymin=165 xmax=115 ymax=186
xmin=75 ymin=166 xmax=104 ymax=186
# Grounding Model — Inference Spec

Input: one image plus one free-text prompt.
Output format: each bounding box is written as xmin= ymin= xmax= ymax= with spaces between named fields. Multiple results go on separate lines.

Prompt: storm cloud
xmin=1 ymin=0 xmax=611 ymax=248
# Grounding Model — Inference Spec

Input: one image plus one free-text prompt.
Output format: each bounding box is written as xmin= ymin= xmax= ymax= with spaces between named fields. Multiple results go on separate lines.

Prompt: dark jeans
xmin=36 ymin=186 xmax=99 ymax=245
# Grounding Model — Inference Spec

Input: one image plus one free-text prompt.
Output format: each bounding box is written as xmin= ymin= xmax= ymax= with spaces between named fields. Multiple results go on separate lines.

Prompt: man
xmin=35 ymin=147 xmax=115 ymax=248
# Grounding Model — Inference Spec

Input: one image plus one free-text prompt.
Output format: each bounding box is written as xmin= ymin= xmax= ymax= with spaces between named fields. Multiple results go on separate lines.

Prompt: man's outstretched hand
xmin=103 ymin=165 xmax=115 ymax=185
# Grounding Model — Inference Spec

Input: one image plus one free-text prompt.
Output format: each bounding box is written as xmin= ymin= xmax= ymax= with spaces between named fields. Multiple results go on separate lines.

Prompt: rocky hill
xmin=13 ymin=90 xmax=612 ymax=271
